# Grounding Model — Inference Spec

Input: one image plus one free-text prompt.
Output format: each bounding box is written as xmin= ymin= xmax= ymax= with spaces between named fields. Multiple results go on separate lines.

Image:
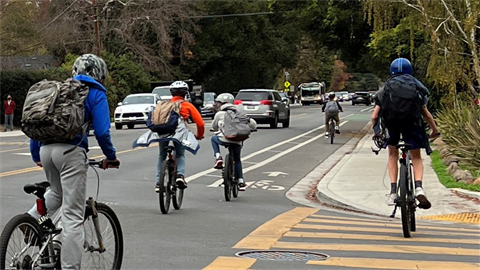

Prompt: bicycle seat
xmin=24 ymin=181 xmax=50 ymax=195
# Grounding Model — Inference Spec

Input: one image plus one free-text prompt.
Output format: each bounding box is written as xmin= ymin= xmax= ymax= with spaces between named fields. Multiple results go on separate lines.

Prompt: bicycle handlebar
xmin=88 ymin=159 xmax=120 ymax=169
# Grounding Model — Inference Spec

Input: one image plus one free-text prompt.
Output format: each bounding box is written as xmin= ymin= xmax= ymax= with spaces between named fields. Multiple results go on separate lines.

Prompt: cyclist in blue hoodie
xmin=28 ymin=54 xmax=119 ymax=270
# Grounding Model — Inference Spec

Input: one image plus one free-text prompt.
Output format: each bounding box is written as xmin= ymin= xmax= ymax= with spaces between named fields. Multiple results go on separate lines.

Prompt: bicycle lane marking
xmin=199 ymin=121 xmax=350 ymax=190
xmin=202 ymin=207 xmax=318 ymax=270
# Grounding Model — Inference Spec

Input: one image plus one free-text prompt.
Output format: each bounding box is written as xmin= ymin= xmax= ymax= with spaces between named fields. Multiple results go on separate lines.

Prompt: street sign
xmin=284 ymin=81 xmax=291 ymax=88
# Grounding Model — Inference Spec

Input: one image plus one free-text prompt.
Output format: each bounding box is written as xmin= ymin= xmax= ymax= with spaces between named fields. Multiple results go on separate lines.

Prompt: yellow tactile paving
xmin=202 ymin=256 xmax=255 ymax=270
xmin=308 ymin=257 xmax=480 ymax=270
xmin=233 ymin=207 xmax=318 ymax=249
xmin=422 ymin=212 xmax=480 ymax=224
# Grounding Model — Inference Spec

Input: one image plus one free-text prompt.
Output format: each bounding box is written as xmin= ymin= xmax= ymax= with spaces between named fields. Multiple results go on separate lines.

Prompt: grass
xmin=430 ymin=150 xmax=480 ymax=192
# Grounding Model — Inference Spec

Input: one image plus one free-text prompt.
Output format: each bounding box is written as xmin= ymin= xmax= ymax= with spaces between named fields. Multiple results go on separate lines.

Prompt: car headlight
xmin=115 ymin=107 xmax=122 ymax=113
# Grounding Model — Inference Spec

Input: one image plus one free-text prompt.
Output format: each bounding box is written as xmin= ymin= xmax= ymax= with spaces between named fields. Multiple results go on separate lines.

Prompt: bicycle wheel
xmin=408 ymin=162 xmax=416 ymax=232
xmin=82 ymin=202 xmax=123 ymax=269
xmin=399 ymin=161 xmax=412 ymax=238
xmin=329 ymin=122 xmax=335 ymax=144
xmin=172 ymin=164 xmax=184 ymax=210
xmin=159 ymin=161 xmax=171 ymax=214
xmin=0 ymin=214 xmax=44 ymax=270
xmin=223 ymin=154 xmax=233 ymax=201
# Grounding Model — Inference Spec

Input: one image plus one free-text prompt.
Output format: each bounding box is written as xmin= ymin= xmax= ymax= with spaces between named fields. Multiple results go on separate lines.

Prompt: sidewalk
xmin=0 ymin=130 xmax=25 ymax=138
xmin=316 ymin=132 xmax=480 ymax=219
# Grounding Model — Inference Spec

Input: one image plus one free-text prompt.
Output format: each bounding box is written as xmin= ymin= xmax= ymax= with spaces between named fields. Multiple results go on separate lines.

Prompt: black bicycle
xmin=373 ymin=139 xmax=416 ymax=238
xmin=222 ymin=144 xmax=239 ymax=202
xmin=158 ymin=144 xmax=184 ymax=214
xmin=328 ymin=117 xmax=336 ymax=144
xmin=0 ymin=159 xmax=124 ymax=269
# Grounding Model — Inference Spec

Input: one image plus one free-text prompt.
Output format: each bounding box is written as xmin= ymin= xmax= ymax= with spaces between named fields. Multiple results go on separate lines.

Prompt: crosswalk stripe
xmin=202 ymin=256 xmax=255 ymax=270
xmin=284 ymin=231 xmax=480 ymax=244
xmin=304 ymin=217 xmax=480 ymax=233
xmin=307 ymin=257 xmax=480 ymax=270
xmin=233 ymin=207 xmax=318 ymax=249
xmin=273 ymin=241 xmax=480 ymax=256
xmin=295 ymin=223 xmax=476 ymax=237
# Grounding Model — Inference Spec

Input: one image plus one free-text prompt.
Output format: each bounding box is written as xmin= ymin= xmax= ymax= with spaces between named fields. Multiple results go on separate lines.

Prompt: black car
xmin=351 ymin=92 xmax=372 ymax=106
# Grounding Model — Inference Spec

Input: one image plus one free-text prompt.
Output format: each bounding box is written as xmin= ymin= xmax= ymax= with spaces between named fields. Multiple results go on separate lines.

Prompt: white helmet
xmin=215 ymin=93 xmax=234 ymax=104
xmin=169 ymin=81 xmax=189 ymax=96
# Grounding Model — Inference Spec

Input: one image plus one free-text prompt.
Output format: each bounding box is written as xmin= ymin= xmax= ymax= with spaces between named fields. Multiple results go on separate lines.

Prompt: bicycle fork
xmin=85 ymin=197 xmax=105 ymax=253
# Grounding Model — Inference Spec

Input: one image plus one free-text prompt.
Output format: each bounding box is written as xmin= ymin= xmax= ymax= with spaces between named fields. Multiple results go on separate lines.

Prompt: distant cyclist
xmin=155 ymin=81 xmax=204 ymax=191
xmin=322 ymin=92 xmax=343 ymax=137
xmin=371 ymin=58 xmax=440 ymax=209
xmin=211 ymin=93 xmax=257 ymax=191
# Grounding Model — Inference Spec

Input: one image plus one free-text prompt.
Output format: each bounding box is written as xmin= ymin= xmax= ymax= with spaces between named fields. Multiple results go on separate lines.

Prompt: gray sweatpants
xmin=28 ymin=144 xmax=88 ymax=270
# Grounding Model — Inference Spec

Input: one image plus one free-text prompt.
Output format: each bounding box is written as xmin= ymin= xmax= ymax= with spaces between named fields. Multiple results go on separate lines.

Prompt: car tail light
xmin=234 ymin=100 xmax=243 ymax=105
xmin=260 ymin=100 xmax=273 ymax=105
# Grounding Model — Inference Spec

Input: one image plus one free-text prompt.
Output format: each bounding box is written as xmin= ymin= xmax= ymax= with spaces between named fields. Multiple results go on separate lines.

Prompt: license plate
xmin=129 ymin=117 xmax=136 ymax=121
xmin=247 ymin=106 xmax=255 ymax=109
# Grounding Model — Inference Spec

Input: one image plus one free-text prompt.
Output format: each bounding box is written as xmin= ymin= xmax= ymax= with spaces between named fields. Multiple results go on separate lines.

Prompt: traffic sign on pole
xmin=284 ymin=81 xmax=291 ymax=88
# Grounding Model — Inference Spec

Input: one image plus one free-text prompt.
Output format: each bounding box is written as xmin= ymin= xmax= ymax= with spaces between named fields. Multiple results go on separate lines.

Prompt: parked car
xmin=201 ymin=92 xmax=217 ymax=119
xmin=340 ymin=91 xmax=350 ymax=101
xmin=114 ymin=93 xmax=160 ymax=130
xmin=351 ymin=92 xmax=372 ymax=106
xmin=334 ymin=92 xmax=344 ymax=102
xmin=234 ymin=89 xmax=290 ymax=128
xmin=277 ymin=91 xmax=291 ymax=106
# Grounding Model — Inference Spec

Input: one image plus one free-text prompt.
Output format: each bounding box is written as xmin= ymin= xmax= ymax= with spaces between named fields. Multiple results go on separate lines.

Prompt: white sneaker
xmin=415 ymin=187 xmax=431 ymax=209
xmin=385 ymin=193 xmax=397 ymax=206
xmin=325 ymin=132 xmax=329 ymax=138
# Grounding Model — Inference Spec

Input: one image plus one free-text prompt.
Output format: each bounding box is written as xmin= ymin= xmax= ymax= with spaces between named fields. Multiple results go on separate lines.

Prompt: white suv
xmin=114 ymin=93 xmax=160 ymax=130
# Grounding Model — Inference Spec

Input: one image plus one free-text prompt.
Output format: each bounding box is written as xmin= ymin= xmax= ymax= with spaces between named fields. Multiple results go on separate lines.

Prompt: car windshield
xmin=152 ymin=87 xmax=171 ymax=96
xmin=235 ymin=91 xmax=271 ymax=101
xmin=204 ymin=93 xmax=215 ymax=101
xmin=122 ymin=95 xmax=155 ymax=105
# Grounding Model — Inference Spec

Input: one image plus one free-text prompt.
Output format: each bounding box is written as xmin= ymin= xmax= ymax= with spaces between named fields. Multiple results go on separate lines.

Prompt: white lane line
xmin=13 ymin=153 xmax=32 ymax=156
xmin=360 ymin=106 xmax=374 ymax=112
xmin=186 ymin=115 xmax=351 ymax=183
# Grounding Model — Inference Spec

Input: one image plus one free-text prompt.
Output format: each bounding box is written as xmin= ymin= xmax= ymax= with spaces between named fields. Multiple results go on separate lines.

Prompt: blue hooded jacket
xmin=30 ymin=75 xmax=117 ymax=162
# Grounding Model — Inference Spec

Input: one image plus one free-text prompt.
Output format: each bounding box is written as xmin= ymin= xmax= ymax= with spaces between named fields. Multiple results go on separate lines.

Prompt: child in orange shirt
xmin=155 ymin=81 xmax=204 ymax=191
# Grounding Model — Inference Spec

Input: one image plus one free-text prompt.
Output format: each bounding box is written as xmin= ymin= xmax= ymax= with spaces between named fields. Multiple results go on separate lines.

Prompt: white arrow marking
xmin=263 ymin=172 xmax=289 ymax=177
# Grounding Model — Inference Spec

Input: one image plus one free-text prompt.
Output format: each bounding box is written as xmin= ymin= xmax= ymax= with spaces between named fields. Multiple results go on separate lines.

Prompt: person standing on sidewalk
xmin=3 ymin=95 xmax=16 ymax=132
xmin=371 ymin=58 xmax=440 ymax=209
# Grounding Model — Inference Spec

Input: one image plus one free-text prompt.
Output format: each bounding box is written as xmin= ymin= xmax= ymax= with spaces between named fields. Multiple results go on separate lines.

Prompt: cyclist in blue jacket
xmin=28 ymin=54 xmax=119 ymax=270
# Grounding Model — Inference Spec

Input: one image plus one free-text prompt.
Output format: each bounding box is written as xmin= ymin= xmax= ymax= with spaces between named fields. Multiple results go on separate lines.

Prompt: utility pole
xmin=92 ymin=0 xmax=101 ymax=55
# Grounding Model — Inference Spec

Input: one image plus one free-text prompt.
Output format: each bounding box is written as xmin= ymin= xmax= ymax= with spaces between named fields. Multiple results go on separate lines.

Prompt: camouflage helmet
xmin=72 ymin=54 xmax=108 ymax=82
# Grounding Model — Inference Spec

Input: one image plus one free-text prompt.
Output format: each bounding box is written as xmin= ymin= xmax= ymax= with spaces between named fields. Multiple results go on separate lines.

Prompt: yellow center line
xmin=308 ymin=257 xmax=480 ymax=270
xmin=0 ymin=147 xmax=30 ymax=153
xmin=233 ymin=207 xmax=319 ymax=250
xmin=0 ymin=147 xmax=153 ymax=178
xmin=274 ymin=241 xmax=480 ymax=256
xmin=284 ymin=231 xmax=480 ymax=245
xmin=303 ymin=217 xmax=480 ymax=233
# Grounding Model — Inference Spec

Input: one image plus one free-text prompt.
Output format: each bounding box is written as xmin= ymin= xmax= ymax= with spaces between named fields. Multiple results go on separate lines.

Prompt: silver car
xmin=234 ymin=89 xmax=290 ymax=128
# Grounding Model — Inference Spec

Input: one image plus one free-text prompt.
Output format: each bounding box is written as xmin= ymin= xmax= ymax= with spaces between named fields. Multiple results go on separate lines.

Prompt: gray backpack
xmin=21 ymin=78 xmax=90 ymax=143
xmin=325 ymin=101 xmax=339 ymax=116
xmin=222 ymin=108 xmax=251 ymax=141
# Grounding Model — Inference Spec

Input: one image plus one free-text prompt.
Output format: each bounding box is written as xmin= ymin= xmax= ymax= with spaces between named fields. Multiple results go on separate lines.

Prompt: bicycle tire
xmin=399 ymin=161 xmax=412 ymax=238
xmin=329 ymin=122 xmax=335 ymax=144
xmin=159 ymin=161 xmax=171 ymax=214
xmin=172 ymin=164 xmax=184 ymax=210
xmin=231 ymin=154 xmax=239 ymax=198
xmin=408 ymin=162 xmax=416 ymax=232
xmin=82 ymin=202 xmax=124 ymax=270
xmin=0 ymin=213 xmax=45 ymax=270
xmin=223 ymin=154 xmax=233 ymax=201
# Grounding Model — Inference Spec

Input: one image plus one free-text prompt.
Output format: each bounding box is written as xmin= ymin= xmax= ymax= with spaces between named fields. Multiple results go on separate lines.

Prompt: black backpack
xmin=380 ymin=74 xmax=424 ymax=125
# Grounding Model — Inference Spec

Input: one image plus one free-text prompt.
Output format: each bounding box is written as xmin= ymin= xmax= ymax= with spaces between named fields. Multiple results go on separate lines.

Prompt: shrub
xmin=436 ymin=100 xmax=480 ymax=168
